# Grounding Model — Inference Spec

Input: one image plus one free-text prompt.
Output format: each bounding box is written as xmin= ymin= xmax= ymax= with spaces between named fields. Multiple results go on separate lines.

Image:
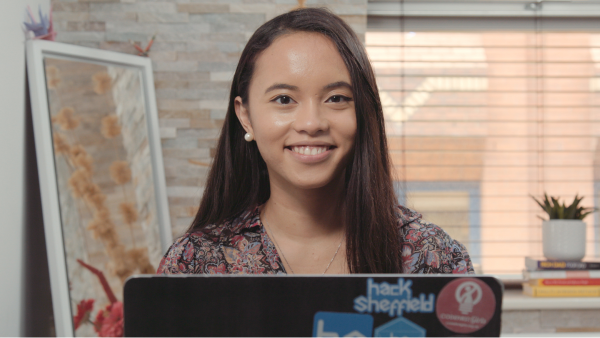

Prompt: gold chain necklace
xmin=262 ymin=214 xmax=343 ymax=275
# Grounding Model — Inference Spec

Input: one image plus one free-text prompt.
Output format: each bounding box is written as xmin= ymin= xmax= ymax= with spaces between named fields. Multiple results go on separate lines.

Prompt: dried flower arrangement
xmin=47 ymin=65 xmax=156 ymax=337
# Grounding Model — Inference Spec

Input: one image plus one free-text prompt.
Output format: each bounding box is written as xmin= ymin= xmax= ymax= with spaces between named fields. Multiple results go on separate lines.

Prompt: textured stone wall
xmin=51 ymin=0 xmax=368 ymax=239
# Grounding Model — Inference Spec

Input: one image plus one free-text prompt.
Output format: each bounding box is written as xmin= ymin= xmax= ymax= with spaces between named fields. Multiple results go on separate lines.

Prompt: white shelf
xmin=502 ymin=289 xmax=600 ymax=310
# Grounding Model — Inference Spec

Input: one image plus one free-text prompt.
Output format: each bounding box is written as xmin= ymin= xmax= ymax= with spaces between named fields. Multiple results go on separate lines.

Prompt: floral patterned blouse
xmin=157 ymin=206 xmax=474 ymax=275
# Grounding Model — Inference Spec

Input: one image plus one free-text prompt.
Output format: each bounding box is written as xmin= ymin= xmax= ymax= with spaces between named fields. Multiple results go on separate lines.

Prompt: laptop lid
xmin=124 ymin=275 xmax=503 ymax=337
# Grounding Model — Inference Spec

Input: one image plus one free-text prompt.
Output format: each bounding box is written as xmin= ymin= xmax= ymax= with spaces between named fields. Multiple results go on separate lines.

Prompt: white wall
xmin=0 ymin=0 xmax=53 ymax=336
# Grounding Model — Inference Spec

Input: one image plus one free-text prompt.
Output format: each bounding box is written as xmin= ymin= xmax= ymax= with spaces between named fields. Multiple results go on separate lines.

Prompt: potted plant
xmin=531 ymin=194 xmax=596 ymax=261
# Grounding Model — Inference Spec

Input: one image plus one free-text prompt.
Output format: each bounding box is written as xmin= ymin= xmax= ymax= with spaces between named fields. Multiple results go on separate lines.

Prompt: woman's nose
xmin=292 ymin=100 xmax=329 ymax=135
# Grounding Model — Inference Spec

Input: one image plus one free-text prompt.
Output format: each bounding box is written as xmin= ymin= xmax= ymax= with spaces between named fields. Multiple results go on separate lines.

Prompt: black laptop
xmin=124 ymin=275 xmax=503 ymax=337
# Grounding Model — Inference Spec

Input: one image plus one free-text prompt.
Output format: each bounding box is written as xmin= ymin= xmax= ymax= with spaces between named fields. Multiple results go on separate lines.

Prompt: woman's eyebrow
xmin=323 ymin=81 xmax=353 ymax=91
xmin=264 ymin=83 xmax=299 ymax=94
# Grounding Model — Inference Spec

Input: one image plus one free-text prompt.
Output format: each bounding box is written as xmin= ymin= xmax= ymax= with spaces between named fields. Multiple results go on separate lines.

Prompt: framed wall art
xmin=26 ymin=40 xmax=172 ymax=337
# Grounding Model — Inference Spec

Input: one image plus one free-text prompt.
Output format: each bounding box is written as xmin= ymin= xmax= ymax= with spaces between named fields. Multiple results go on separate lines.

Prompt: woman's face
xmin=235 ymin=32 xmax=357 ymax=190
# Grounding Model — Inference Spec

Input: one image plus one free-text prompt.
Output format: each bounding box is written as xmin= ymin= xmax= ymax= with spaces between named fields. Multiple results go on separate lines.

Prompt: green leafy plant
xmin=531 ymin=193 xmax=597 ymax=221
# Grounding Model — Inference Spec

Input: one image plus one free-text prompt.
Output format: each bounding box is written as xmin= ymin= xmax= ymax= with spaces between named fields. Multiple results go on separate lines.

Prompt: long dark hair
xmin=187 ymin=7 xmax=402 ymax=273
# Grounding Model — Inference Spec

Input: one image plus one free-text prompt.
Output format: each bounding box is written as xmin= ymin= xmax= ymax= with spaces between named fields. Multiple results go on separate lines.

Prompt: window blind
xmin=366 ymin=13 xmax=600 ymax=275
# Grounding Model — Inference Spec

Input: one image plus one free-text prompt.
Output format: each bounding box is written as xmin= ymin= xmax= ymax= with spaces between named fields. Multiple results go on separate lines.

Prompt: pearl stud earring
xmin=244 ymin=133 xmax=254 ymax=142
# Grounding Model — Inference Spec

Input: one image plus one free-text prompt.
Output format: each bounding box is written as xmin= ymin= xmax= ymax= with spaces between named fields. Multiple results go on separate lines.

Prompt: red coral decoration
xmin=73 ymin=299 xmax=95 ymax=330
xmin=77 ymin=259 xmax=118 ymax=304
xmin=93 ymin=302 xmax=124 ymax=337
xmin=77 ymin=259 xmax=123 ymax=337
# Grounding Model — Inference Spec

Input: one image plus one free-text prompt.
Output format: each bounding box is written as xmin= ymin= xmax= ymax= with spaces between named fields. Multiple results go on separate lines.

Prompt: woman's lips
xmin=285 ymin=145 xmax=335 ymax=163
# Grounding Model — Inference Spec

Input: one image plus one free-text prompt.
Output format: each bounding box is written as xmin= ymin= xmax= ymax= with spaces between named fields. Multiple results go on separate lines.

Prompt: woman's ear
xmin=234 ymin=96 xmax=254 ymax=137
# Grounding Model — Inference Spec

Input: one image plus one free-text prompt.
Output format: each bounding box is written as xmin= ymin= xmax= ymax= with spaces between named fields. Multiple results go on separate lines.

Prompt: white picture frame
xmin=26 ymin=40 xmax=172 ymax=337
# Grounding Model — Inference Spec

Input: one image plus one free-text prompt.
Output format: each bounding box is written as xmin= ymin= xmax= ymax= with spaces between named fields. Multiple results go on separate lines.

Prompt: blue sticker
xmin=374 ymin=317 xmax=426 ymax=337
xmin=313 ymin=311 xmax=374 ymax=337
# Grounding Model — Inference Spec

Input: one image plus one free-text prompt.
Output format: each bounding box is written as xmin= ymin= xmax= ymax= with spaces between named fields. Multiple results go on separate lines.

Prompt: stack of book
xmin=523 ymin=257 xmax=600 ymax=297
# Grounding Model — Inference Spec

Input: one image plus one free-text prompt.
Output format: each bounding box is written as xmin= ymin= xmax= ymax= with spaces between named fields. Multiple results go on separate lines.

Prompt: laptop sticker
xmin=312 ymin=311 xmax=374 ymax=337
xmin=374 ymin=317 xmax=426 ymax=337
xmin=353 ymin=278 xmax=435 ymax=317
xmin=435 ymin=278 xmax=496 ymax=334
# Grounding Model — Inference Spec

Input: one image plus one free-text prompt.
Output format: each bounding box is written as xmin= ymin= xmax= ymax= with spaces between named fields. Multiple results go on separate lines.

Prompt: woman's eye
xmin=326 ymin=95 xmax=352 ymax=103
xmin=274 ymin=95 xmax=294 ymax=105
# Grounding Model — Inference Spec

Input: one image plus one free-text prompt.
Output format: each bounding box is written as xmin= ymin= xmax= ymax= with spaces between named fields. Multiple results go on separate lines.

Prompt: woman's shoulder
xmin=155 ymin=230 xmax=216 ymax=274
xmin=396 ymin=205 xmax=474 ymax=275
xmin=156 ymin=208 xmax=261 ymax=274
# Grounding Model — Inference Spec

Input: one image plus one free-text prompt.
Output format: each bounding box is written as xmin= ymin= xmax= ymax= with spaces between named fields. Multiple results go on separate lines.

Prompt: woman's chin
xmin=290 ymin=181 xmax=331 ymax=190
xmin=283 ymin=171 xmax=344 ymax=191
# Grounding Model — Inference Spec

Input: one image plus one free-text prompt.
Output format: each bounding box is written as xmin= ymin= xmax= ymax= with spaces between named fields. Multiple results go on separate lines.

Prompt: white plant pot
xmin=542 ymin=220 xmax=586 ymax=261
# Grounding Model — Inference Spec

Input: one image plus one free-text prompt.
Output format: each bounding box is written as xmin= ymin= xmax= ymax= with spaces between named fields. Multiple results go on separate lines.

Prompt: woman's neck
xmin=262 ymin=173 xmax=346 ymax=242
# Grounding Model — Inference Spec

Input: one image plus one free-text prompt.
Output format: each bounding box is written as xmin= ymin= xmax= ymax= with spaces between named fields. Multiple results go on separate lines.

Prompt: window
xmin=366 ymin=2 xmax=600 ymax=275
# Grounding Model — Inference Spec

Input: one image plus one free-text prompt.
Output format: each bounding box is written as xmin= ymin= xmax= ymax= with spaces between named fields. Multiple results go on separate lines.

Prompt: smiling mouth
xmin=285 ymin=145 xmax=336 ymax=155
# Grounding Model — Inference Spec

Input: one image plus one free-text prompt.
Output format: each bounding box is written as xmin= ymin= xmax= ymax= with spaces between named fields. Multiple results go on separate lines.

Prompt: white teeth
xmin=290 ymin=146 xmax=329 ymax=155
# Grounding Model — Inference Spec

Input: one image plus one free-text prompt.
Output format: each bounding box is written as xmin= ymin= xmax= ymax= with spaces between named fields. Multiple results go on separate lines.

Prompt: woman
xmin=157 ymin=8 xmax=474 ymax=275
